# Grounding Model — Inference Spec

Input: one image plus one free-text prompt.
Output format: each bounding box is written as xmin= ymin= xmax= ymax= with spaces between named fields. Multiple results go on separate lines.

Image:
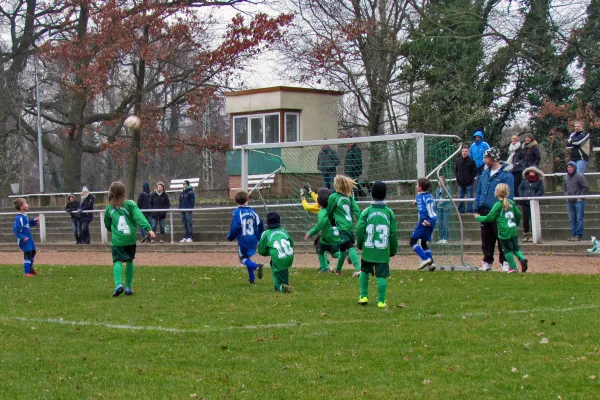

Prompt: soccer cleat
xmin=352 ymin=270 xmax=361 ymax=278
xmin=30 ymin=268 xmax=38 ymax=275
xmin=112 ymin=285 xmax=124 ymax=297
xmin=179 ymin=238 xmax=187 ymax=243
xmin=281 ymin=284 xmax=292 ymax=293
xmin=377 ymin=301 xmax=388 ymax=309
xmin=124 ymin=287 xmax=134 ymax=296
xmin=358 ymin=296 xmax=368 ymax=305
xmin=479 ymin=262 xmax=492 ymax=272
xmin=249 ymin=280 xmax=256 ymax=285
xmin=506 ymin=268 xmax=517 ymax=273
xmin=24 ymin=273 xmax=33 ymax=277
xmin=520 ymin=258 xmax=528 ymax=273
xmin=257 ymin=264 xmax=264 ymax=279
xmin=418 ymin=258 xmax=433 ymax=270
xmin=501 ymin=261 xmax=510 ymax=272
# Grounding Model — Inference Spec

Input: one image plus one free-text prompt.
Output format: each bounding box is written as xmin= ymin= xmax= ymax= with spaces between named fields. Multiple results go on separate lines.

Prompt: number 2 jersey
xmin=257 ymin=227 xmax=295 ymax=269
xmin=227 ymin=206 xmax=264 ymax=257
xmin=356 ymin=203 xmax=398 ymax=263
xmin=104 ymin=200 xmax=152 ymax=246
xmin=476 ymin=199 xmax=522 ymax=239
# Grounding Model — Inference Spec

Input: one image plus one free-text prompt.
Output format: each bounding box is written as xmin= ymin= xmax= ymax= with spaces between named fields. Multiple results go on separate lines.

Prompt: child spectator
xmin=258 ymin=212 xmax=295 ymax=293
xmin=411 ymin=178 xmax=438 ymax=270
xmin=104 ymin=181 xmax=155 ymax=297
xmin=326 ymin=175 xmax=362 ymax=276
xmin=475 ymin=183 xmax=528 ymax=273
xmin=227 ymin=190 xmax=264 ymax=284
xmin=12 ymin=198 xmax=40 ymax=277
xmin=435 ymin=176 xmax=451 ymax=244
xmin=65 ymin=193 xmax=81 ymax=244
xmin=356 ymin=181 xmax=398 ymax=308
xmin=304 ymin=188 xmax=341 ymax=273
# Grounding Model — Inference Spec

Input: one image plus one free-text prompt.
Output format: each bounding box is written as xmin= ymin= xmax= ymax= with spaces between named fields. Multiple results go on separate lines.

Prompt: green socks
xmin=359 ymin=271 xmax=369 ymax=297
xmin=335 ymin=250 xmax=346 ymax=272
xmin=504 ymin=252 xmax=517 ymax=271
xmin=113 ymin=262 xmax=123 ymax=287
xmin=318 ymin=253 xmax=329 ymax=271
xmin=347 ymin=248 xmax=360 ymax=271
xmin=376 ymin=277 xmax=387 ymax=303
xmin=515 ymin=250 xmax=526 ymax=261
xmin=125 ymin=260 xmax=134 ymax=288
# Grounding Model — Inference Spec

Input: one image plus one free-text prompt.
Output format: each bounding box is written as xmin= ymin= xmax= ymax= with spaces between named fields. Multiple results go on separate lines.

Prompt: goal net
xmin=238 ymin=133 xmax=473 ymax=270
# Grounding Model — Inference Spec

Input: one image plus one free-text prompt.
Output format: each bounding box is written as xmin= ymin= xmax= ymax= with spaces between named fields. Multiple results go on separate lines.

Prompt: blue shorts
xmin=411 ymin=223 xmax=435 ymax=242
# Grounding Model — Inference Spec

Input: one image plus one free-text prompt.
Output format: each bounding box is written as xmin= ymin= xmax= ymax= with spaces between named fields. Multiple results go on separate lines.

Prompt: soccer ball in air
xmin=124 ymin=115 xmax=141 ymax=130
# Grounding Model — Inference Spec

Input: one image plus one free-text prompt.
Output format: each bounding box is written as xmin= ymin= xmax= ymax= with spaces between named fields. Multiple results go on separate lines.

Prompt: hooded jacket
xmin=179 ymin=185 xmax=195 ymax=209
xmin=474 ymin=162 xmax=514 ymax=214
xmin=137 ymin=183 xmax=152 ymax=216
xmin=65 ymin=194 xmax=81 ymax=220
xmin=518 ymin=167 xmax=545 ymax=198
xmin=566 ymin=130 xmax=590 ymax=162
xmin=469 ymin=131 xmax=491 ymax=168
xmin=317 ymin=145 xmax=340 ymax=174
xmin=150 ymin=188 xmax=171 ymax=219
xmin=564 ymin=162 xmax=589 ymax=202
xmin=80 ymin=192 xmax=95 ymax=222
xmin=521 ymin=140 xmax=541 ymax=168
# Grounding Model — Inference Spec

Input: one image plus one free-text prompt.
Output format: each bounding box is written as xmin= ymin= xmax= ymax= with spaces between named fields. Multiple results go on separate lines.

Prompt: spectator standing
xmin=473 ymin=148 xmax=514 ymax=272
xmin=521 ymin=134 xmax=541 ymax=169
xmin=518 ymin=167 xmax=545 ymax=242
xmin=179 ymin=180 xmax=195 ymax=243
xmin=469 ymin=130 xmax=490 ymax=176
xmin=137 ymin=182 xmax=152 ymax=240
xmin=344 ymin=141 xmax=366 ymax=198
xmin=566 ymin=121 xmax=590 ymax=175
xmin=65 ymin=193 xmax=82 ymax=244
xmin=564 ymin=161 xmax=589 ymax=241
xmin=150 ymin=181 xmax=170 ymax=243
xmin=506 ymin=135 xmax=524 ymax=197
xmin=435 ymin=177 xmax=452 ymax=244
xmin=454 ymin=146 xmax=477 ymax=213
xmin=317 ymin=141 xmax=340 ymax=190
xmin=79 ymin=186 xmax=95 ymax=244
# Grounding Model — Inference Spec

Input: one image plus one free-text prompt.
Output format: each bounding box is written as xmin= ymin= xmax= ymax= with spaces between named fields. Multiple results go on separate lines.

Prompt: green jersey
xmin=356 ymin=203 xmax=398 ymax=263
xmin=476 ymin=199 xmax=521 ymax=239
xmin=326 ymin=191 xmax=361 ymax=233
xmin=308 ymin=208 xmax=340 ymax=245
xmin=258 ymin=227 xmax=295 ymax=269
xmin=104 ymin=200 xmax=152 ymax=246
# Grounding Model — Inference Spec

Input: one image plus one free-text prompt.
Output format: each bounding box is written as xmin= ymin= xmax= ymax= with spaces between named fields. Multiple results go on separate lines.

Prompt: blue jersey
xmin=416 ymin=192 xmax=437 ymax=225
xmin=227 ymin=206 xmax=264 ymax=257
xmin=13 ymin=213 xmax=37 ymax=252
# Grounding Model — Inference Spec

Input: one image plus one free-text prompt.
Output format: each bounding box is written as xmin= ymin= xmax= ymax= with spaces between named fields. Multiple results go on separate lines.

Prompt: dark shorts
xmin=316 ymin=242 xmax=339 ymax=256
xmin=499 ymin=236 xmax=520 ymax=254
xmin=23 ymin=250 xmax=36 ymax=260
xmin=112 ymin=245 xmax=137 ymax=263
xmin=339 ymin=231 xmax=355 ymax=252
xmin=411 ymin=223 xmax=435 ymax=242
xmin=360 ymin=260 xmax=390 ymax=278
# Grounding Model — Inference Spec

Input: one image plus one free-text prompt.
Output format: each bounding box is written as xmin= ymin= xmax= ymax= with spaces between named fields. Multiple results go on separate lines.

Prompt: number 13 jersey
xmin=356 ymin=203 xmax=398 ymax=263
xmin=227 ymin=206 xmax=264 ymax=257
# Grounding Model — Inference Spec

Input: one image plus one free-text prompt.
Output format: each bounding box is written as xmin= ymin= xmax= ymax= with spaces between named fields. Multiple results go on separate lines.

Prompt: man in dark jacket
xmin=473 ymin=148 xmax=514 ymax=272
xmin=344 ymin=142 xmax=366 ymax=197
xmin=65 ymin=194 xmax=81 ymax=244
xmin=137 ymin=182 xmax=152 ymax=240
xmin=454 ymin=147 xmax=477 ymax=213
xmin=150 ymin=181 xmax=171 ymax=243
xmin=179 ymin=180 xmax=196 ymax=243
xmin=79 ymin=186 xmax=94 ymax=244
xmin=564 ymin=161 xmax=589 ymax=241
xmin=566 ymin=121 xmax=590 ymax=175
xmin=317 ymin=142 xmax=339 ymax=190
xmin=518 ymin=167 xmax=544 ymax=242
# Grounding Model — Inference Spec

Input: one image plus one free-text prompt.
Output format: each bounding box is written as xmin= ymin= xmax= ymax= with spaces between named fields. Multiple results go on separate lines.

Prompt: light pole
xmin=34 ymin=57 xmax=44 ymax=193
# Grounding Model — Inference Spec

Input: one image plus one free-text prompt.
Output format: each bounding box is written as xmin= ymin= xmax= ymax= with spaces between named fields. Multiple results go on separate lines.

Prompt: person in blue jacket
xmin=178 ymin=180 xmax=195 ymax=243
xmin=227 ymin=190 xmax=264 ymax=284
xmin=474 ymin=147 xmax=514 ymax=272
xmin=469 ymin=130 xmax=491 ymax=176
xmin=12 ymin=198 xmax=40 ymax=276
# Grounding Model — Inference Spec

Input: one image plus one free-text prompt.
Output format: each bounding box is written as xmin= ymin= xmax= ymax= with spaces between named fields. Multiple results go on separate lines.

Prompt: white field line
xmin=0 ymin=305 xmax=597 ymax=334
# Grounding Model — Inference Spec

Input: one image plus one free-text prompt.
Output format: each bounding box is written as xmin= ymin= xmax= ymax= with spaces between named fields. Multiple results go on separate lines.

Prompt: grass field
xmin=1 ymin=264 xmax=599 ymax=399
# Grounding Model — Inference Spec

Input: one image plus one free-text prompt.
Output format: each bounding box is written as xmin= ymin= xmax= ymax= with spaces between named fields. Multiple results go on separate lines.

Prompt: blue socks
xmin=242 ymin=258 xmax=258 ymax=282
xmin=424 ymin=249 xmax=434 ymax=263
xmin=413 ymin=245 xmax=428 ymax=261
xmin=23 ymin=259 xmax=32 ymax=274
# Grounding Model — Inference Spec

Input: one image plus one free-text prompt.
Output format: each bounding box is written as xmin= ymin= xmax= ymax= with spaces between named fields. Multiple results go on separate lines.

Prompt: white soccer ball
xmin=124 ymin=115 xmax=141 ymax=130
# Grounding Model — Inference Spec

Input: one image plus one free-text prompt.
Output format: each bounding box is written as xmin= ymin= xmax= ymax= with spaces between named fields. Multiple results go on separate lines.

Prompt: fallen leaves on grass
xmin=423 ymin=379 xmax=432 ymax=385
xmin=511 ymin=367 xmax=518 ymax=373
xmin=540 ymin=338 xmax=549 ymax=344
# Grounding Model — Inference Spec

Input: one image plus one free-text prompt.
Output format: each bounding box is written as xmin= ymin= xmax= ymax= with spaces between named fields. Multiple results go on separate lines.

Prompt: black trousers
xmin=481 ymin=221 xmax=505 ymax=265
xmin=522 ymin=202 xmax=531 ymax=233
xmin=512 ymin=171 xmax=522 ymax=197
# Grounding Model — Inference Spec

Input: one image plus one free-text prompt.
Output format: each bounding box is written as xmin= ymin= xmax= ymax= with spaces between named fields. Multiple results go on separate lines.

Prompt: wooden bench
xmin=231 ymin=174 xmax=275 ymax=195
xmin=169 ymin=178 xmax=200 ymax=191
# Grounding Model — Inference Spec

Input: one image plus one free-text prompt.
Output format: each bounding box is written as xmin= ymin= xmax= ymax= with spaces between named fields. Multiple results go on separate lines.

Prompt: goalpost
xmin=238 ymin=133 xmax=476 ymax=271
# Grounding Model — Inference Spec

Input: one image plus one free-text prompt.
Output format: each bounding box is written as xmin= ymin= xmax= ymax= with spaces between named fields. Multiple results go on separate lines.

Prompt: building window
xmin=250 ymin=117 xmax=263 ymax=143
xmin=285 ymin=113 xmax=299 ymax=142
xmin=265 ymin=114 xmax=279 ymax=143
xmin=234 ymin=117 xmax=248 ymax=146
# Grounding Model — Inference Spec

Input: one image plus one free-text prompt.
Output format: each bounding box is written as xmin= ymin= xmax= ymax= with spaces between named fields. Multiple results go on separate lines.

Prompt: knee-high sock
xmin=113 ymin=262 xmax=123 ymax=286
xmin=424 ymin=249 xmax=434 ymax=263
xmin=125 ymin=260 xmax=134 ymax=288
xmin=335 ymin=250 xmax=347 ymax=272
xmin=412 ymin=244 xmax=428 ymax=260
xmin=243 ymin=258 xmax=257 ymax=281
xmin=23 ymin=259 xmax=32 ymax=274
xmin=317 ymin=253 xmax=329 ymax=271
xmin=504 ymin=252 xmax=517 ymax=271
xmin=332 ymin=251 xmax=341 ymax=259
xmin=347 ymin=248 xmax=360 ymax=271
xmin=359 ymin=271 xmax=369 ymax=298
xmin=376 ymin=277 xmax=387 ymax=303
xmin=515 ymin=250 xmax=526 ymax=261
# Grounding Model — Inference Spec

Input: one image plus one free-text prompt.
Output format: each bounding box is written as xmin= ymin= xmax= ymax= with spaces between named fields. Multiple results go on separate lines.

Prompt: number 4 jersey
xmin=356 ymin=203 xmax=398 ymax=263
xmin=476 ymin=199 xmax=522 ymax=239
xmin=104 ymin=200 xmax=152 ymax=246
xmin=258 ymin=227 xmax=295 ymax=270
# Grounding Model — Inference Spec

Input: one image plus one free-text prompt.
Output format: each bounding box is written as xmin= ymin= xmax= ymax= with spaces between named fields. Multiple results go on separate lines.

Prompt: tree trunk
xmin=63 ymin=133 xmax=83 ymax=192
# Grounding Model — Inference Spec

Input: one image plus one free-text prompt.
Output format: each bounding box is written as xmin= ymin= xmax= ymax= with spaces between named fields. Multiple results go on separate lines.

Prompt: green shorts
xmin=111 ymin=245 xmax=137 ymax=263
xmin=316 ymin=242 xmax=340 ymax=256
xmin=360 ymin=260 xmax=390 ymax=278
xmin=339 ymin=231 xmax=355 ymax=251
xmin=499 ymin=236 xmax=520 ymax=254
